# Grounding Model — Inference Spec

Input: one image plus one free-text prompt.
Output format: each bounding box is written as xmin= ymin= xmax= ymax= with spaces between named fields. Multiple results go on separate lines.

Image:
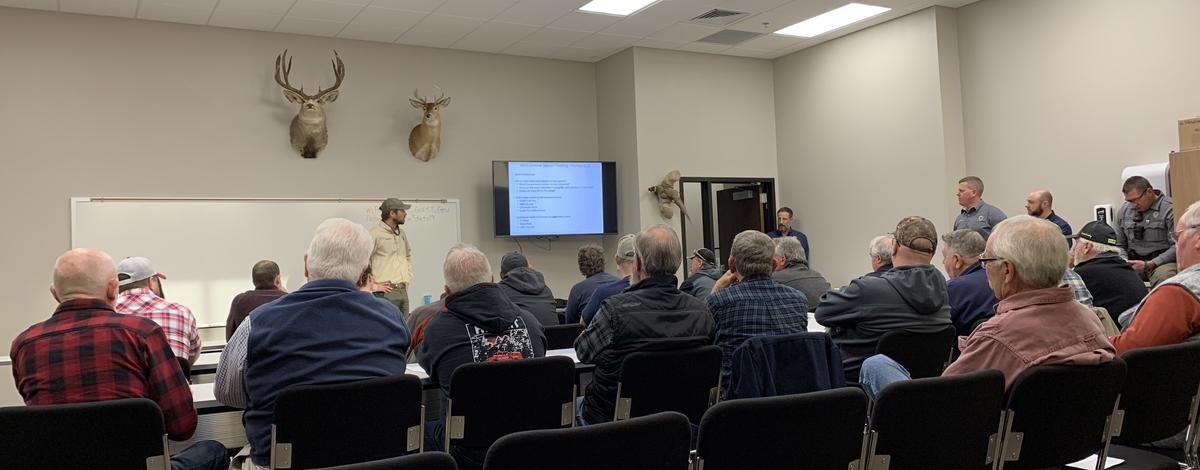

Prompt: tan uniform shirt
xmin=370 ymin=221 xmax=413 ymax=285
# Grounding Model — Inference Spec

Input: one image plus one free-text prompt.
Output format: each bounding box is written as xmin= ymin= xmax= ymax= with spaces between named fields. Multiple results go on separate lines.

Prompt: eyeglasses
xmin=979 ymin=257 xmax=1005 ymax=268
xmin=1124 ymin=191 xmax=1147 ymax=204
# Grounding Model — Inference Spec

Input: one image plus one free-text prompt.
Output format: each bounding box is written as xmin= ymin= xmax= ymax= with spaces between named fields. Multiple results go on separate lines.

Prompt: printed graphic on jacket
xmin=466 ymin=317 xmax=534 ymax=363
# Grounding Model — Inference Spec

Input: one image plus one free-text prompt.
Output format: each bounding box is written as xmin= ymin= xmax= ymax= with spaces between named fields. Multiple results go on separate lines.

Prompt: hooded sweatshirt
xmin=680 ymin=264 xmax=723 ymax=300
xmin=498 ymin=267 xmax=559 ymax=327
xmin=814 ymin=264 xmax=952 ymax=382
xmin=417 ymin=282 xmax=547 ymax=403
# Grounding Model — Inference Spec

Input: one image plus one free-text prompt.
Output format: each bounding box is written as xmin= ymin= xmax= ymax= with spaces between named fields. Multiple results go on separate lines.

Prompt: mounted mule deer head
xmin=408 ymin=89 xmax=450 ymax=162
xmin=274 ymin=50 xmax=345 ymax=158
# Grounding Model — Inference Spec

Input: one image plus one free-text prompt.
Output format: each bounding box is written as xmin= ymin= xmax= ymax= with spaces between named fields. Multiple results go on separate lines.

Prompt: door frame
xmin=677 ymin=177 xmax=777 ymax=264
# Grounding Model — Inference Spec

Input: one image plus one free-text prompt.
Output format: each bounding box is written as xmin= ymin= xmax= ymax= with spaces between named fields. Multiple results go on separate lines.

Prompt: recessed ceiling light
xmin=774 ymin=3 xmax=891 ymax=38
xmin=578 ymin=0 xmax=661 ymax=17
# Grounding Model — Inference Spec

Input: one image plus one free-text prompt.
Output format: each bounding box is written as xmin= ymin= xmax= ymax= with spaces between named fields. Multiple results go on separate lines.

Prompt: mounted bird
xmin=649 ymin=170 xmax=689 ymax=221
xmin=274 ymin=50 xmax=345 ymax=158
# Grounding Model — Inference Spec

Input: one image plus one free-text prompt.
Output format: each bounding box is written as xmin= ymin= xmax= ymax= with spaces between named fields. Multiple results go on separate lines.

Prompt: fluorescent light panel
xmin=774 ymin=3 xmax=891 ymax=38
xmin=578 ymin=0 xmax=660 ymax=16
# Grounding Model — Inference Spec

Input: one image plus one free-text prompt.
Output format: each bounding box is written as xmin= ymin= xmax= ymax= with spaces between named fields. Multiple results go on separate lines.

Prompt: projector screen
xmin=493 ymin=161 xmax=618 ymax=237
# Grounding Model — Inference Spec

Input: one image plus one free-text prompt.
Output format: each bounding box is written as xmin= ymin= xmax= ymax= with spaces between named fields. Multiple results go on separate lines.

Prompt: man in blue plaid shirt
xmin=707 ymin=230 xmax=810 ymax=391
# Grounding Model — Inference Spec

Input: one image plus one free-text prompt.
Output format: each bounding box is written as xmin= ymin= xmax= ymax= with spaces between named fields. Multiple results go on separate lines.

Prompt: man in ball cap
xmin=1070 ymin=221 xmax=1148 ymax=324
xmin=680 ymin=247 xmax=721 ymax=300
xmin=371 ymin=197 xmax=414 ymax=319
xmin=114 ymin=256 xmax=202 ymax=365
xmin=815 ymin=216 xmax=952 ymax=382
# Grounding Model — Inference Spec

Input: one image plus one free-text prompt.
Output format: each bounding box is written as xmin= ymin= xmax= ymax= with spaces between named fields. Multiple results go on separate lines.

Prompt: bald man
xmin=1025 ymin=189 xmax=1072 ymax=245
xmin=9 ymin=249 xmax=229 ymax=470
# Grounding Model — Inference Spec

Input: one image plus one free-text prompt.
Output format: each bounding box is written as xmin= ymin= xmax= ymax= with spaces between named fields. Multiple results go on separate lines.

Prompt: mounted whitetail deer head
xmin=408 ymin=89 xmax=451 ymax=162
xmin=274 ymin=50 xmax=345 ymax=158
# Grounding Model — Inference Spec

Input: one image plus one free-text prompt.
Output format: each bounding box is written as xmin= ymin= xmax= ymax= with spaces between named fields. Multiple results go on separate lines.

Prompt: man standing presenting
xmin=766 ymin=207 xmax=811 ymax=261
xmin=372 ymin=198 xmax=414 ymax=319
xmin=1025 ymin=189 xmax=1072 ymax=244
xmin=954 ymin=176 xmax=1007 ymax=237
xmin=1115 ymin=176 xmax=1177 ymax=286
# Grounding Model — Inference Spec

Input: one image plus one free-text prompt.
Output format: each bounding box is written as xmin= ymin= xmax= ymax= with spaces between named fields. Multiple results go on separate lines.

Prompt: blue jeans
xmin=424 ymin=418 xmax=485 ymax=470
xmin=859 ymin=354 xmax=912 ymax=401
xmin=574 ymin=396 xmax=590 ymax=427
xmin=171 ymin=440 xmax=229 ymax=470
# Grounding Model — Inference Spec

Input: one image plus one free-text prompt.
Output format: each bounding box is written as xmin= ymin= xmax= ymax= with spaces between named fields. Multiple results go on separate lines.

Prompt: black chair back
xmin=697 ymin=387 xmax=868 ymax=470
xmin=272 ymin=375 xmax=424 ymax=469
xmin=868 ymin=369 xmax=1005 ymax=470
xmin=0 ymin=398 xmax=170 ymax=469
xmin=483 ymin=411 xmax=691 ymax=470
xmin=543 ymin=323 xmax=584 ymax=350
xmin=616 ymin=345 xmax=721 ymax=423
xmin=446 ymin=356 xmax=576 ymax=450
xmin=875 ymin=325 xmax=957 ymax=378
xmin=1114 ymin=341 xmax=1200 ymax=445
xmin=998 ymin=359 xmax=1127 ymax=470
xmin=313 ymin=452 xmax=458 ymax=470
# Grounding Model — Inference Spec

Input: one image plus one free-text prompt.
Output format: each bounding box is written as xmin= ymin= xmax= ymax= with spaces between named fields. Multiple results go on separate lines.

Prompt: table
xmin=190 ymin=351 xmax=222 ymax=376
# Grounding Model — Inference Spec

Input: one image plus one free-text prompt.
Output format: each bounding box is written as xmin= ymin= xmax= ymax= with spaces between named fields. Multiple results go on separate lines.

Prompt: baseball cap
xmin=1072 ymin=221 xmax=1119 ymax=246
xmin=893 ymin=216 xmax=938 ymax=254
xmin=500 ymin=251 xmax=529 ymax=274
xmin=379 ymin=198 xmax=411 ymax=212
xmin=615 ymin=234 xmax=637 ymax=261
xmin=116 ymin=257 xmax=167 ymax=286
xmin=690 ymin=248 xmax=716 ymax=265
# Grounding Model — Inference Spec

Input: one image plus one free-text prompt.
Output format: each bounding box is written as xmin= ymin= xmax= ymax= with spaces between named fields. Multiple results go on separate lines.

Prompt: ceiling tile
xmin=453 ymin=21 xmax=538 ymax=52
xmin=212 ymin=0 xmax=296 ymax=16
xmin=677 ymin=41 xmax=730 ymax=53
xmin=635 ymin=37 xmax=685 ymax=49
xmin=138 ymin=0 xmax=219 ymax=25
xmin=551 ymin=45 xmax=617 ymax=62
xmin=519 ymin=26 xmax=589 ymax=45
xmin=433 ymin=0 xmax=517 ymax=20
xmin=571 ymin=32 xmax=638 ymax=51
xmin=735 ymin=31 xmax=802 ymax=49
xmin=492 ymin=0 xmax=579 ymax=25
xmin=287 ymin=0 xmax=366 ymax=22
xmin=59 ymin=0 xmax=138 ymax=17
xmin=338 ymin=6 xmax=426 ymax=41
xmin=715 ymin=0 xmax=790 ymax=13
xmin=547 ymin=11 xmax=620 ymax=33
xmin=599 ymin=1 xmax=713 ymax=38
xmin=0 ymin=0 xmax=57 ymax=11
xmin=724 ymin=10 xmax=801 ymax=32
xmin=503 ymin=41 xmax=565 ymax=58
xmin=398 ymin=13 xmax=485 ymax=47
xmin=209 ymin=9 xmax=284 ymax=30
xmin=368 ymin=0 xmax=444 ymax=12
xmin=275 ymin=15 xmax=347 ymax=36
xmin=767 ymin=0 xmax=846 ymax=19
xmin=723 ymin=46 xmax=774 ymax=58
xmin=648 ymin=22 xmax=718 ymax=42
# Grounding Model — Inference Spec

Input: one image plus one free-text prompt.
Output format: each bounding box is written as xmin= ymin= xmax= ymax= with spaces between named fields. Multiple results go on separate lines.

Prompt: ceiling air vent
xmin=697 ymin=29 xmax=762 ymax=46
xmin=690 ymin=8 xmax=750 ymax=27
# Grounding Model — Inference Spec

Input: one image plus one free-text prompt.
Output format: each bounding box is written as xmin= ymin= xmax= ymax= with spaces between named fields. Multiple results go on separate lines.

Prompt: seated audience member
xmin=1025 ymin=189 xmax=1073 ymax=244
xmin=864 ymin=235 xmax=894 ymax=278
xmin=115 ymin=257 xmax=201 ymax=365
xmin=226 ymin=260 xmax=287 ymax=340
xmin=215 ymin=219 xmax=411 ymax=470
xmin=418 ymin=243 xmax=546 ymax=468
xmin=497 ymin=251 xmax=558 ymax=326
xmin=679 ymin=248 xmax=722 ymax=300
xmin=860 ymin=216 xmax=1116 ymax=399
xmin=771 ymin=236 xmax=830 ymax=310
xmin=576 ymin=225 xmax=714 ymax=425
xmin=564 ymin=244 xmax=618 ymax=324
xmin=816 ymin=216 xmax=952 ymax=382
xmin=941 ymin=229 xmax=996 ymax=336
xmin=708 ymin=230 xmax=809 ymax=390
xmin=581 ymin=234 xmax=637 ymax=324
xmin=1070 ymin=221 xmax=1149 ymax=324
xmin=406 ymin=291 xmax=447 ymax=361
xmin=1111 ymin=201 xmax=1200 ymax=354
xmin=1116 ymin=176 xmax=1178 ymax=286
xmin=766 ymin=206 xmax=811 ymax=260
xmin=11 ymin=249 xmax=228 ymax=470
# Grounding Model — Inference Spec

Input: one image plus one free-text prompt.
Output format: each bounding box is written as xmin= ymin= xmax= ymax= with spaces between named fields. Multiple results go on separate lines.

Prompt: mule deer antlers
xmin=274 ymin=50 xmax=345 ymax=158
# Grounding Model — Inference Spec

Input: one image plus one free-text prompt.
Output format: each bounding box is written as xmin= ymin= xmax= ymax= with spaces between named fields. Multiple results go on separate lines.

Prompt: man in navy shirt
xmin=941 ymin=229 xmax=996 ymax=336
xmin=766 ymin=207 xmax=810 ymax=261
xmin=581 ymin=234 xmax=636 ymax=325
xmin=1026 ymin=189 xmax=1073 ymax=246
xmin=564 ymin=245 xmax=618 ymax=324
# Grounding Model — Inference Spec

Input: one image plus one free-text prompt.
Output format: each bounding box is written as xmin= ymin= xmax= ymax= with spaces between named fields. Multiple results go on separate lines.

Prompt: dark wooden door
xmin=715 ymin=185 xmax=765 ymax=263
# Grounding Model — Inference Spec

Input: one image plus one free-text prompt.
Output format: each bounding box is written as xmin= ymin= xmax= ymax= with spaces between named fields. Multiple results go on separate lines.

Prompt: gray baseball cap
xmin=116 ymin=257 xmax=166 ymax=286
xmin=380 ymin=198 xmax=411 ymax=212
xmin=500 ymin=251 xmax=529 ymax=274
xmin=615 ymin=234 xmax=637 ymax=261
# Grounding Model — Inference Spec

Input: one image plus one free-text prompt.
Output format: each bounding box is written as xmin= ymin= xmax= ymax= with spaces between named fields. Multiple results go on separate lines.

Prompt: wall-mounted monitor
xmin=493 ymin=161 xmax=618 ymax=237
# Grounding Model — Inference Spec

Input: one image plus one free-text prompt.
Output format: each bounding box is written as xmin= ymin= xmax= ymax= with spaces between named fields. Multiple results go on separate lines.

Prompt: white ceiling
xmin=0 ymin=0 xmax=978 ymax=62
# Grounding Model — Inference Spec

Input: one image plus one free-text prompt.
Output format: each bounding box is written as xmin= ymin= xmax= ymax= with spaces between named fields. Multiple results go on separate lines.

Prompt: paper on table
xmin=1066 ymin=454 xmax=1124 ymax=469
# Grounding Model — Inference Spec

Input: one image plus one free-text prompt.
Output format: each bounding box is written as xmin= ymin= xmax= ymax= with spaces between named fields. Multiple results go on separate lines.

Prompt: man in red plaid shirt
xmin=114 ymin=257 xmax=202 ymax=365
xmin=10 ymin=248 xmax=228 ymax=470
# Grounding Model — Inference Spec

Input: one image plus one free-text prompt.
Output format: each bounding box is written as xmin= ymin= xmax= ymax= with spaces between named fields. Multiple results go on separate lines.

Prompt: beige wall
xmin=774 ymin=8 xmax=964 ymax=286
xmin=957 ymin=0 xmax=1200 ymax=228
xmin=0 ymin=7 xmax=600 ymax=347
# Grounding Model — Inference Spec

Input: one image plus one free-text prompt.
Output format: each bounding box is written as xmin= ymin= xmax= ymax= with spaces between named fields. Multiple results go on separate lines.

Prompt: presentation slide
xmin=508 ymin=162 xmax=604 ymax=236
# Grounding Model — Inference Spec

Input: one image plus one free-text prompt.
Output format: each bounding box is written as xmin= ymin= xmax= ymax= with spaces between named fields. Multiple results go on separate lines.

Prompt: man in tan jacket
xmin=371 ymin=198 xmax=414 ymax=319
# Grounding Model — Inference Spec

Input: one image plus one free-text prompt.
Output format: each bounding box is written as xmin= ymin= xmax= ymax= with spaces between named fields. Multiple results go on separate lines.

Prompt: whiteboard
xmin=71 ymin=198 xmax=461 ymax=327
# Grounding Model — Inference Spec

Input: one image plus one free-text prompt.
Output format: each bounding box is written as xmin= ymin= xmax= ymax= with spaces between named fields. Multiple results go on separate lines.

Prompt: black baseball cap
xmin=690 ymin=248 xmax=716 ymax=264
xmin=1071 ymin=221 xmax=1119 ymax=246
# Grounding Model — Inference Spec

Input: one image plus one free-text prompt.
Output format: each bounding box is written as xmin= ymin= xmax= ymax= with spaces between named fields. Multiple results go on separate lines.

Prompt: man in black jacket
xmin=1071 ymin=221 xmax=1150 ymax=323
xmin=575 ymin=224 xmax=715 ymax=425
xmin=497 ymin=251 xmax=558 ymax=326
xmin=418 ymin=244 xmax=547 ymax=469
